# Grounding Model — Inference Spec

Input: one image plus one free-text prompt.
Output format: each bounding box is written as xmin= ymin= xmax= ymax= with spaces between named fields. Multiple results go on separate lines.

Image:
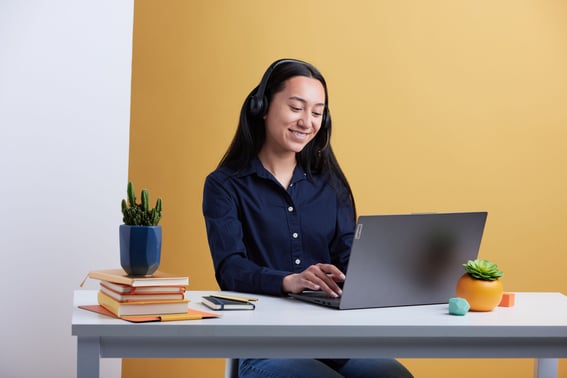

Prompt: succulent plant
xmin=121 ymin=181 xmax=162 ymax=226
xmin=463 ymin=259 xmax=503 ymax=281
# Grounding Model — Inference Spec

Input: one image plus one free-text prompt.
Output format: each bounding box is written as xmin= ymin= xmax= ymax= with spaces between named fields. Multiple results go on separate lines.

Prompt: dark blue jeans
xmin=238 ymin=358 xmax=413 ymax=378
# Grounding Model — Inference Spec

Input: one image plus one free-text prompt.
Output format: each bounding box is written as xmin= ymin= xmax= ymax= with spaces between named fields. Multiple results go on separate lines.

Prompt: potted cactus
xmin=456 ymin=259 xmax=504 ymax=311
xmin=120 ymin=181 xmax=163 ymax=276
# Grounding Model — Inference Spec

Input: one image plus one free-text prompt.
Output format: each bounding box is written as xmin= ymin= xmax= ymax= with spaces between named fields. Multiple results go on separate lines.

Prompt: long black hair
xmin=218 ymin=59 xmax=356 ymax=218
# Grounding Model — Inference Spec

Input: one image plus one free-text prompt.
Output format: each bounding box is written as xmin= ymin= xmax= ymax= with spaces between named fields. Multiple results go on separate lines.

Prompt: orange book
xmin=79 ymin=304 xmax=220 ymax=322
xmin=97 ymin=291 xmax=189 ymax=317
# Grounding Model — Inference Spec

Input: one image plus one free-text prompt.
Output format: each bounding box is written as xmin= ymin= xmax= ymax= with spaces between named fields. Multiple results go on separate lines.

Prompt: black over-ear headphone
xmin=248 ymin=59 xmax=330 ymax=150
xmin=248 ymin=58 xmax=306 ymax=117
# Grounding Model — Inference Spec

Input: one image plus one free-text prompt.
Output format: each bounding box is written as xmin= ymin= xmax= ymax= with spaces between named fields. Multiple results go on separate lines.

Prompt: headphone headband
xmin=248 ymin=59 xmax=306 ymax=117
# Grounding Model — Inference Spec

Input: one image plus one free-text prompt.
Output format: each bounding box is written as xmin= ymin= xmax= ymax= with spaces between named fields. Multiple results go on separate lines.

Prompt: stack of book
xmin=87 ymin=269 xmax=190 ymax=317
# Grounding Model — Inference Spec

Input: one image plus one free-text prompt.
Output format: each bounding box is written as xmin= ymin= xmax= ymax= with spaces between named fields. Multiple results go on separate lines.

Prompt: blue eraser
xmin=449 ymin=297 xmax=470 ymax=316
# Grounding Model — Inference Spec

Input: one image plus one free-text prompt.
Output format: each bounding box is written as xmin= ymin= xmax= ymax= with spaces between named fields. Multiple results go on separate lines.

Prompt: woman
xmin=203 ymin=59 xmax=413 ymax=378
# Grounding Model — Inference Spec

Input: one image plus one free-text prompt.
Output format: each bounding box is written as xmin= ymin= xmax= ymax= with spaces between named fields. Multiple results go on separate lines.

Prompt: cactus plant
xmin=121 ymin=181 xmax=162 ymax=226
xmin=462 ymin=259 xmax=503 ymax=281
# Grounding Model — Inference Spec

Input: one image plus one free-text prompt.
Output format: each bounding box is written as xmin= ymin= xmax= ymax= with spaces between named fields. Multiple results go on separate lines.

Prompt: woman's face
xmin=262 ymin=76 xmax=326 ymax=156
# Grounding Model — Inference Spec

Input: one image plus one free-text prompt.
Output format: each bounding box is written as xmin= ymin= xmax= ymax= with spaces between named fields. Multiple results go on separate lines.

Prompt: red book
xmin=100 ymin=281 xmax=186 ymax=295
xmin=100 ymin=283 xmax=185 ymax=302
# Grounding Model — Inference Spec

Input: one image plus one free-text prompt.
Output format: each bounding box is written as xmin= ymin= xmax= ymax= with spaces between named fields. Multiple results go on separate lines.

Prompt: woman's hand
xmin=282 ymin=263 xmax=346 ymax=298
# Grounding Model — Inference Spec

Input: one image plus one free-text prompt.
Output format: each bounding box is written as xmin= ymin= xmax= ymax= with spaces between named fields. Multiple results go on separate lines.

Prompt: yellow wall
xmin=127 ymin=1 xmax=567 ymax=377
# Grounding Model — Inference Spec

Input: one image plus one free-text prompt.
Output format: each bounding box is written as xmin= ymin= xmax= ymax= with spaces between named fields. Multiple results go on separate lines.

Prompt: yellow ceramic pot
xmin=456 ymin=273 xmax=503 ymax=312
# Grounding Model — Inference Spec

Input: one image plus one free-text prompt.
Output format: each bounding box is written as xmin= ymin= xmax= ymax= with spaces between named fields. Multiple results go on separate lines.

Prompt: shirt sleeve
xmin=202 ymin=171 xmax=289 ymax=296
xmin=330 ymin=188 xmax=356 ymax=274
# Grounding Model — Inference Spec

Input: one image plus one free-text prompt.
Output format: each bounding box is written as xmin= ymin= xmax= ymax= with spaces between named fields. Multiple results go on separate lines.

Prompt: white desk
xmin=72 ymin=290 xmax=567 ymax=378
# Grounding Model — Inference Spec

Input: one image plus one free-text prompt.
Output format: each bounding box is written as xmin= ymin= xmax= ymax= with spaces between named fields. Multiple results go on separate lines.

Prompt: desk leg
xmin=534 ymin=358 xmax=558 ymax=378
xmin=77 ymin=336 xmax=100 ymax=378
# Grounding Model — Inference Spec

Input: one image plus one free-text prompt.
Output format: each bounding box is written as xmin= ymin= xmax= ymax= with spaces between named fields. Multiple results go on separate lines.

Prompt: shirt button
xmin=288 ymin=206 xmax=294 ymax=212
xmin=292 ymin=232 xmax=299 ymax=239
xmin=295 ymin=259 xmax=301 ymax=265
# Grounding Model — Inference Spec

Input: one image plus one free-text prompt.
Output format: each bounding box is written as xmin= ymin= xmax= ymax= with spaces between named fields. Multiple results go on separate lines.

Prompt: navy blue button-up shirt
xmin=203 ymin=158 xmax=355 ymax=296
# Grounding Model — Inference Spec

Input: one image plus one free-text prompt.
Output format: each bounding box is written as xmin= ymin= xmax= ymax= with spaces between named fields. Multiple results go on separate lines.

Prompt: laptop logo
xmin=355 ymin=223 xmax=363 ymax=239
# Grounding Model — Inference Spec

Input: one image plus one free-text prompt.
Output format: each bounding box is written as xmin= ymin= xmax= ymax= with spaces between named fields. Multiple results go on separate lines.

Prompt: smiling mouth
xmin=291 ymin=130 xmax=310 ymax=139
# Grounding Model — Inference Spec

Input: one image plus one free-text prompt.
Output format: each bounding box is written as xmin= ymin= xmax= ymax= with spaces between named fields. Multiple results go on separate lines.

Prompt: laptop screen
xmin=339 ymin=212 xmax=487 ymax=309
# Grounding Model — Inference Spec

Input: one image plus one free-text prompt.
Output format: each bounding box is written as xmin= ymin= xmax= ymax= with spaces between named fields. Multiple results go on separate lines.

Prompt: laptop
xmin=289 ymin=211 xmax=488 ymax=310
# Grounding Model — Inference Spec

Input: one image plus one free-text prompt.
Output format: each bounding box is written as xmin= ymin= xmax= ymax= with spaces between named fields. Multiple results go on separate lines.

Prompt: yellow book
xmin=97 ymin=291 xmax=189 ymax=317
xmin=85 ymin=269 xmax=189 ymax=287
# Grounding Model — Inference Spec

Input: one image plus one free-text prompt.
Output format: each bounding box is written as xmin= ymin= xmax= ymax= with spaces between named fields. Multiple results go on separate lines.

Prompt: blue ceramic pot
xmin=119 ymin=225 xmax=162 ymax=276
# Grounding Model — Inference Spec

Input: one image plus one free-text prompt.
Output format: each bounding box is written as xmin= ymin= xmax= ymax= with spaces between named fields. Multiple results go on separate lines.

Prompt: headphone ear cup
xmin=249 ymin=95 xmax=267 ymax=117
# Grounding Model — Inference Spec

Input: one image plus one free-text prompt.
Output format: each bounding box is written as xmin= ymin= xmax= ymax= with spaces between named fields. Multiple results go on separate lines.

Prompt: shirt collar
xmin=239 ymin=158 xmax=308 ymax=184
